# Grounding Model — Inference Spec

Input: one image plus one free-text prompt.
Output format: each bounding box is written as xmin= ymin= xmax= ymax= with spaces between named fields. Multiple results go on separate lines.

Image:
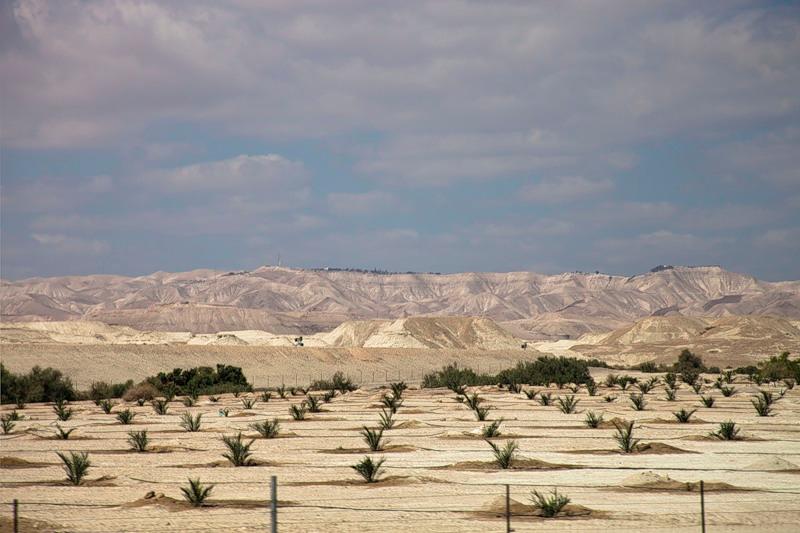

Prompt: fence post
xmin=13 ymin=499 xmax=18 ymax=533
xmin=700 ymin=480 xmax=705 ymax=533
xmin=270 ymin=475 xmax=277 ymax=533
xmin=505 ymin=485 xmax=511 ymax=532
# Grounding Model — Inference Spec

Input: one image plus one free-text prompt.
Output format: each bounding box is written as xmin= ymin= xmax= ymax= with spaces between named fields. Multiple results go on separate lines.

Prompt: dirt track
xmin=2 ymin=378 xmax=799 ymax=532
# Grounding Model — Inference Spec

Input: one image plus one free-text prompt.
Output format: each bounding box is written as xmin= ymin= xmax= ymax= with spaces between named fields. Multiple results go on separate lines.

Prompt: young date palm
xmin=629 ymin=394 xmax=647 ymax=411
xmin=240 ymin=397 xmax=256 ymax=409
xmin=260 ymin=391 xmax=272 ymax=402
xmin=116 ymin=409 xmax=135 ymax=425
xmin=378 ymin=409 xmax=395 ymax=430
xmin=221 ymin=433 xmax=256 ymax=466
xmin=180 ymin=412 xmax=202 ymax=432
xmin=584 ymin=411 xmax=604 ymax=428
xmin=487 ymin=439 xmax=518 ymax=469
xmin=464 ymin=393 xmax=483 ymax=410
xmin=128 ymin=430 xmax=149 ymax=452
xmin=54 ymin=424 xmax=75 ymax=439
xmin=474 ymin=405 xmax=491 ymax=421
xmin=673 ymin=408 xmax=696 ymax=423
xmin=720 ymin=386 xmax=736 ymax=397
xmin=305 ymin=395 xmax=322 ymax=413
xmin=182 ymin=397 xmax=196 ymax=407
xmin=151 ymin=399 xmax=169 ymax=415
xmin=390 ymin=381 xmax=407 ymax=399
xmin=289 ymin=404 xmax=307 ymax=420
xmin=711 ymin=421 xmax=741 ymax=441
xmin=56 ymin=451 xmax=91 ymax=485
xmin=53 ymin=399 xmax=74 ymax=421
xmin=530 ymin=489 xmax=571 ymax=517
xmin=361 ymin=426 xmax=385 ymax=451
xmin=250 ymin=419 xmax=280 ymax=439
xmin=665 ymin=388 xmax=677 ymax=401
xmin=613 ymin=420 xmax=641 ymax=453
xmin=586 ymin=380 xmax=598 ymax=396
xmin=538 ymin=392 xmax=553 ymax=406
xmin=181 ymin=478 xmax=214 ymax=507
xmin=322 ymin=390 xmax=336 ymax=403
xmin=700 ymin=395 xmax=715 ymax=408
xmin=352 ymin=456 xmax=385 ymax=483
xmin=751 ymin=396 xmax=772 ymax=416
xmin=523 ymin=389 xmax=538 ymax=400
xmin=1 ymin=415 xmax=15 ymax=434
xmin=99 ymin=399 xmax=116 ymax=414
xmin=556 ymin=395 xmax=579 ymax=414
xmin=481 ymin=419 xmax=503 ymax=438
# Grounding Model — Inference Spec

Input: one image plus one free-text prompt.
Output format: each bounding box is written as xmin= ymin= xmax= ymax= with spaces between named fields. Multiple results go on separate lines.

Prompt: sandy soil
xmin=2 ymin=379 xmax=799 ymax=532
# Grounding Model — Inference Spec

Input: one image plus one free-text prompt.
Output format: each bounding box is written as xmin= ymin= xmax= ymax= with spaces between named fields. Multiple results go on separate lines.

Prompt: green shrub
xmin=128 ymin=430 xmax=149 ymax=452
xmin=1 ymin=364 xmax=77 ymax=404
xmin=422 ymin=363 xmax=493 ymax=389
xmin=530 ymin=489 xmax=571 ymax=517
xmin=145 ymin=364 xmax=252 ymax=397
xmin=352 ymin=456 xmax=385 ymax=483
xmin=636 ymin=361 xmax=660 ymax=373
xmin=664 ymin=372 xmax=678 ymax=389
xmin=181 ymin=478 xmax=214 ymax=507
xmin=57 ymin=451 xmax=91 ymax=485
xmin=89 ymin=380 xmax=134 ymax=403
xmin=496 ymin=357 xmax=593 ymax=388
xmin=757 ymin=352 xmax=800 ymax=383
xmin=310 ymin=371 xmax=358 ymax=393
xmin=221 ymin=433 xmax=255 ymax=466
xmin=250 ymin=419 xmax=280 ymax=438
xmin=487 ymin=440 xmax=518 ymax=469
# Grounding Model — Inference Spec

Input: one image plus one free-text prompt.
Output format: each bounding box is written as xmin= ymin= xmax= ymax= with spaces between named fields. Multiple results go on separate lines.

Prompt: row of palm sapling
xmin=351 ymin=381 xmax=407 ymax=483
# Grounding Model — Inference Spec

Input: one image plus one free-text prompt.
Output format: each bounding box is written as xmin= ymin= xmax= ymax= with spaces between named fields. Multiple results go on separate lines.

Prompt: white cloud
xmin=327 ymin=191 xmax=398 ymax=215
xmin=520 ymin=176 xmax=613 ymax=203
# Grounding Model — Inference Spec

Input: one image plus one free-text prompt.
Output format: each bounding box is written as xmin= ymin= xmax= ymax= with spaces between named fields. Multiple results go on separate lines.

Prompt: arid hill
xmin=2 ymin=265 xmax=799 ymax=339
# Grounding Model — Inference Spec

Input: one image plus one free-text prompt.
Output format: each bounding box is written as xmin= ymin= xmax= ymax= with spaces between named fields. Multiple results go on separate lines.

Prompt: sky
xmin=1 ymin=0 xmax=799 ymax=281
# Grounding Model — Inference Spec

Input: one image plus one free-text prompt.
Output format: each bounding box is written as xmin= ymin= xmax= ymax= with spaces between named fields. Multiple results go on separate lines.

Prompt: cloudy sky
xmin=1 ymin=0 xmax=799 ymax=281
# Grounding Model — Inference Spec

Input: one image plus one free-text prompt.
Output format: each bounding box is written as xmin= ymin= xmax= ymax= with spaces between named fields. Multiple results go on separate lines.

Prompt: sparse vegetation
xmin=221 ymin=433 xmax=256 ymax=466
xmin=180 ymin=412 xmax=203 ymax=432
xmin=57 ymin=451 xmax=91 ymax=485
xmin=128 ymin=430 xmax=149 ymax=452
xmin=487 ymin=439 xmax=518 ymax=469
xmin=530 ymin=489 xmax=571 ymax=517
xmin=250 ymin=419 xmax=280 ymax=439
xmin=310 ymin=371 xmax=358 ymax=394
xmin=613 ymin=420 xmax=641 ymax=453
xmin=352 ymin=456 xmax=385 ymax=483
xmin=122 ymin=382 xmax=159 ymax=403
xmin=181 ymin=478 xmax=214 ymax=507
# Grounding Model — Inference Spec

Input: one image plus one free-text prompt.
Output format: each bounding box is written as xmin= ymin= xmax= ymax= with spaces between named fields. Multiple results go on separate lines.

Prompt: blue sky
xmin=1 ymin=0 xmax=799 ymax=280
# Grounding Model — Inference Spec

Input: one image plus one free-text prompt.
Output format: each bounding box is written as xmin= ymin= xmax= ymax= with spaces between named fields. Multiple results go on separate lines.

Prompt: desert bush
xmin=530 ymin=489 xmax=571 ymax=518
xmin=116 ymin=409 xmax=135 ymax=424
xmin=665 ymin=388 xmax=677 ymax=401
xmin=422 ymin=363 xmax=493 ymax=390
xmin=163 ymin=385 xmax=177 ymax=402
xmin=488 ymin=439 xmax=518 ymax=469
xmin=208 ymin=395 xmax=219 ymax=403
xmin=305 ymin=395 xmax=322 ymax=413
xmin=89 ymin=380 xmax=134 ymax=403
xmin=700 ymin=395 xmax=715 ymax=408
xmin=276 ymin=385 xmax=287 ymax=399
xmin=1 ymin=364 xmax=77 ymax=404
xmin=783 ymin=379 xmax=796 ymax=390
xmin=250 ymin=419 xmax=280 ymax=439
xmin=53 ymin=399 xmax=74 ymax=421
xmin=629 ymin=394 xmax=647 ymax=411
xmin=673 ymin=408 xmax=696 ymax=423
xmin=122 ymin=382 xmax=159 ymax=403
xmin=127 ymin=430 xmax=149 ymax=452
xmin=352 ymin=456 xmax=385 ymax=483
xmin=637 ymin=381 xmax=654 ymax=395
xmin=756 ymin=390 xmax=776 ymax=406
xmin=482 ymin=419 xmax=503 ymax=438
xmin=259 ymin=391 xmax=272 ymax=402
xmin=1 ymin=415 xmax=16 ymax=434
xmin=719 ymin=385 xmax=736 ymax=397
xmin=54 ymin=424 xmax=75 ymax=439
xmin=182 ymin=397 xmax=195 ymax=407
xmin=241 ymin=397 xmax=256 ymax=410
xmin=674 ymin=349 xmax=706 ymax=376
xmin=151 ymin=399 xmax=169 ymax=415
xmin=664 ymin=372 xmax=678 ymax=389
xmin=145 ymin=364 xmax=252 ymax=397
xmin=181 ymin=478 xmax=214 ymax=507
xmin=691 ymin=382 xmax=703 ymax=394
xmin=6 ymin=410 xmax=23 ymax=421
xmin=604 ymin=374 xmax=618 ymax=388
xmin=497 ymin=357 xmax=593 ymax=388
xmin=586 ymin=380 xmax=598 ymax=396
xmin=711 ymin=421 xmax=741 ymax=440
xmin=361 ymin=427 xmax=385 ymax=451
xmin=99 ymin=399 xmax=116 ymax=414
xmin=538 ymin=392 xmax=553 ymax=406
xmin=603 ymin=394 xmax=617 ymax=403
xmin=584 ymin=411 xmax=603 ymax=428
xmin=57 ymin=451 xmax=90 ymax=485
xmin=322 ymin=390 xmax=336 ymax=403
xmin=289 ymin=404 xmax=307 ymax=420
xmin=556 ymin=395 xmax=579 ymax=414
xmin=221 ymin=433 xmax=256 ymax=466
xmin=636 ymin=361 xmax=661 ymax=373
xmin=757 ymin=352 xmax=800 ymax=383
xmin=616 ymin=375 xmax=638 ymax=391
xmin=751 ymin=396 xmax=772 ymax=416
xmin=378 ymin=409 xmax=395 ymax=430
xmin=310 ymin=371 xmax=358 ymax=393
xmin=613 ymin=420 xmax=641 ymax=453
xmin=523 ymin=389 xmax=538 ymax=400
xmin=180 ymin=412 xmax=202 ymax=432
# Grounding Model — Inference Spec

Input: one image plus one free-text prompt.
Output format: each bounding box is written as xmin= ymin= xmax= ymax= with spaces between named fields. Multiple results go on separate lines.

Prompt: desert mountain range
xmin=2 ymin=265 xmax=799 ymax=339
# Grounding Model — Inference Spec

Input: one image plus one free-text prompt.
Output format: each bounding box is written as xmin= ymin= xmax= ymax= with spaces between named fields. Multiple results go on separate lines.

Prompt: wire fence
xmin=7 ymin=479 xmax=800 ymax=532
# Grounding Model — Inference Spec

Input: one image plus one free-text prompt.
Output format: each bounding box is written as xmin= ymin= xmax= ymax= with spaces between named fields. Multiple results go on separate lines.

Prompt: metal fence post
xmin=270 ymin=475 xmax=277 ymax=533
xmin=505 ymin=485 xmax=511 ymax=532
xmin=700 ymin=479 xmax=705 ymax=533
xmin=13 ymin=499 xmax=18 ymax=533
